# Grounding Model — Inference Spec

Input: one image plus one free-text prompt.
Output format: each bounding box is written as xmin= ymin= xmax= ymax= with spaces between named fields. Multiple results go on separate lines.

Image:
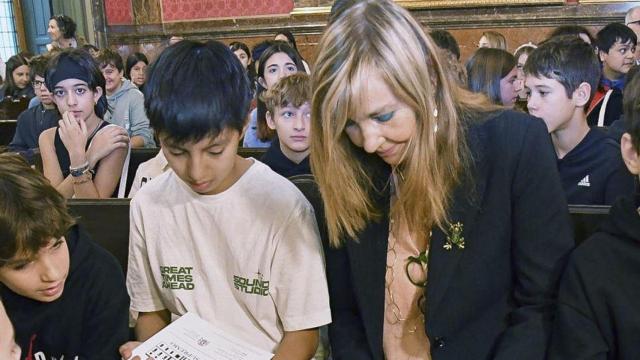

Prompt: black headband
xmin=50 ymin=55 xmax=90 ymax=87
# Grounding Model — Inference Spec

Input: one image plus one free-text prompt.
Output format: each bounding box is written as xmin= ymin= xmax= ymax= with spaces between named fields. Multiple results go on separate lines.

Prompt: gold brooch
xmin=443 ymin=222 xmax=465 ymax=250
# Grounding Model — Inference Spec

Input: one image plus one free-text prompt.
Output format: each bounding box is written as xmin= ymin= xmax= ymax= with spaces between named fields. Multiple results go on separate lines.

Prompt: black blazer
xmin=323 ymin=110 xmax=574 ymax=360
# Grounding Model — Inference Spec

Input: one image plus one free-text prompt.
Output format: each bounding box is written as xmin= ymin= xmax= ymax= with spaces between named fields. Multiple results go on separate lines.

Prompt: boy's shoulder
xmin=134 ymin=160 xmax=310 ymax=211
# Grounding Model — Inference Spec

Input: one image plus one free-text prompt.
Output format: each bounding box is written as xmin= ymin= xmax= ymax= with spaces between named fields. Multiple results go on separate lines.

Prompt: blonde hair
xmin=311 ymin=0 xmax=496 ymax=247
xmin=481 ymin=31 xmax=508 ymax=50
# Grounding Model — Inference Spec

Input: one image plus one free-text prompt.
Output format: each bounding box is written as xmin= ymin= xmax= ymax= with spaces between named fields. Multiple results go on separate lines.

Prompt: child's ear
xmin=598 ymin=48 xmax=607 ymax=63
xmin=258 ymin=77 xmax=267 ymax=89
xmin=573 ymin=82 xmax=591 ymax=107
xmin=93 ymin=86 xmax=104 ymax=104
xmin=621 ymin=133 xmax=640 ymax=175
xmin=266 ymin=111 xmax=276 ymax=130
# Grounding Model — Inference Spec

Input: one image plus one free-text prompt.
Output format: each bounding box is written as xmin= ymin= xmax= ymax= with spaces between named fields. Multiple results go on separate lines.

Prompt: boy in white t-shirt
xmin=120 ymin=40 xmax=331 ymax=359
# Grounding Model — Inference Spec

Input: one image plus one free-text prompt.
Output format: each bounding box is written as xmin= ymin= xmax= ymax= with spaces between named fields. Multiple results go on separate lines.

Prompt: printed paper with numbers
xmin=131 ymin=312 xmax=274 ymax=360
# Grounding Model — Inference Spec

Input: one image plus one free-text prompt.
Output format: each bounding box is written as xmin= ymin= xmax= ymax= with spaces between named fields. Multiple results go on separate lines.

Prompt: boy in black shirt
xmin=525 ymin=36 xmax=634 ymax=205
xmin=548 ymin=57 xmax=640 ymax=360
xmin=0 ymin=153 xmax=129 ymax=359
xmin=8 ymin=54 xmax=59 ymax=153
xmin=260 ymin=73 xmax=312 ymax=177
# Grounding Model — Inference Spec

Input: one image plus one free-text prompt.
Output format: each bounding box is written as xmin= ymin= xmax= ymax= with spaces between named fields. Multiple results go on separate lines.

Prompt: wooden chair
xmin=68 ymin=198 xmax=131 ymax=273
xmin=568 ymin=204 xmax=610 ymax=245
xmin=0 ymin=119 xmax=17 ymax=146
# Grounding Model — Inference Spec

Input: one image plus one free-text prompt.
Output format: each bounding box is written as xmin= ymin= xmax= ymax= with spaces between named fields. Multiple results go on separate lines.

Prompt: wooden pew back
xmin=568 ymin=204 xmax=610 ymax=245
xmin=0 ymin=120 xmax=17 ymax=146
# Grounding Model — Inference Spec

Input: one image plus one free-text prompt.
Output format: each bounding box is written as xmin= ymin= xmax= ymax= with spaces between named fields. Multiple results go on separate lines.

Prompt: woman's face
xmin=129 ymin=61 xmax=147 ymax=87
xmin=499 ymin=66 xmax=521 ymax=108
xmin=344 ymin=68 xmax=416 ymax=166
xmin=47 ymin=19 xmax=62 ymax=41
xmin=260 ymin=52 xmax=298 ymax=89
xmin=12 ymin=65 xmax=30 ymax=90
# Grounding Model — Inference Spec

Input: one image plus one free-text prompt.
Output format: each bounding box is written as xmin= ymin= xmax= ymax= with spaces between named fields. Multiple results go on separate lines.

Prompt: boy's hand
xmin=119 ymin=341 xmax=142 ymax=359
xmin=86 ymin=125 xmax=129 ymax=168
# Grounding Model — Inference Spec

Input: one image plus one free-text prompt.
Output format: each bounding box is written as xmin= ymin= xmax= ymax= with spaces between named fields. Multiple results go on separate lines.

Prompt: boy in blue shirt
xmin=525 ymin=36 xmax=634 ymax=205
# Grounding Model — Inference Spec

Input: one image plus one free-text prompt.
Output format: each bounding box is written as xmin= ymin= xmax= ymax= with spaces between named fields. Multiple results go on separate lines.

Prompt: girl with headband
xmin=39 ymin=49 xmax=129 ymax=198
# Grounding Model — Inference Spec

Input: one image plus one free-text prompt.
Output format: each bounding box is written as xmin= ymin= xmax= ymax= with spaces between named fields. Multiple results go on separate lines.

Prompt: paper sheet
xmin=131 ymin=312 xmax=273 ymax=360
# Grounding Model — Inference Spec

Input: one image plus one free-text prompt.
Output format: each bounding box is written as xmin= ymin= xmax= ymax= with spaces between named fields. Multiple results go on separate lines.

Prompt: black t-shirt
xmin=549 ymin=195 xmax=640 ymax=359
xmin=557 ymin=128 xmax=634 ymax=205
xmin=260 ymin=138 xmax=311 ymax=178
xmin=0 ymin=225 xmax=129 ymax=360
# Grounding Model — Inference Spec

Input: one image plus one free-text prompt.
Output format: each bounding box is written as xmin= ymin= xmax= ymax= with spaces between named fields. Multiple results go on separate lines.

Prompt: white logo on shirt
xmin=578 ymin=175 xmax=590 ymax=187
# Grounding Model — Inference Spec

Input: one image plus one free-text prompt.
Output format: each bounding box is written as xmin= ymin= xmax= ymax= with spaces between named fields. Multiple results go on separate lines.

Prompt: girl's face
xmin=516 ymin=53 xmax=529 ymax=99
xmin=12 ymin=65 xmax=30 ymax=90
xmin=478 ymin=36 xmax=491 ymax=48
xmin=274 ymin=34 xmax=291 ymax=45
xmin=52 ymin=78 xmax=103 ymax=123
xmin=344 ymin=68 xmax=416 ymax=166
xmin=129 ymin=61 xmax=147 ymax=87
xmin=499 ymin=66 xmax=522 ymax=108
xmin=260 ymin=52 xmax=298 ymax=89
xmin=47 ymin=19 xmax=62 ymax=41
xmin=233 ymin=49 xmax=250 ymax=70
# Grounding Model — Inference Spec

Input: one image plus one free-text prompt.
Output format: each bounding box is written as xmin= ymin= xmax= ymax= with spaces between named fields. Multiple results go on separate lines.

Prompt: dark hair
xmin=144 ymin=40 xmax=251 ymax=144
xmin=82 ymin=44 xmax=99 ymax=53
xmin=256 ymin=42 xmax=305 ymax=141
xmin=0 ymin=153 xmax=74 ymax=266
xmin=50 ymin=15 xmax=77 ymax=39
xmin=229 ymin=41 xmax=251 ymax=59
xmin=623 ymin=65 xmax=640 ymax=151
xmin=28 ymin=54 xmax=50 ymax=81
xmin=549 ymin=25 xmax=595 ymax=45
xmin=466 ymin=48 xmax=516 ymax=105
xmin=2 ymin=54 xmax=30 ymax=96
xmin=430 ymin=30 xmax=460 ymax=60
xmin=596 ymin=23 xmax=637 ymax=53
xmin=96 ymin=48 xmax=124 ymax=72
xmin=45 ymin=49 xmax=110 ymax=118
xmin=275 ymin=30 xmax=297 ymax=50
xmin=524 ymin=35 xmax=600 ymax=102
xmin=125 ymin=52 xmax=148 ymax=80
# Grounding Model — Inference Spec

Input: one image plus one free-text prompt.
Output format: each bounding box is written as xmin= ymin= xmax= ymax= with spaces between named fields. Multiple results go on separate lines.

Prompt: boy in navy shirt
xmin=548 ymin=56 xmax=640 ymax=360
xmin=8 ymin=54 xmax=59 ymax=153
xmin=525 ymin=36 xmax=634 ymax=205
xmin=260 ymin=73 xmax=312 ymax=178
xmin=0 ymin=153 xmax=129 ymax=359
xmin=587 ymin=23 xmax=637 ymax=127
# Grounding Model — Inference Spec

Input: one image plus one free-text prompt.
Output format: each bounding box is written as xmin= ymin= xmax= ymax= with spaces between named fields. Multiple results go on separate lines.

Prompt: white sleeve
xmin=270 ymin=202 xmax=332 ymax=331
xmin=127 ymin=196 xmax=167 ymax=313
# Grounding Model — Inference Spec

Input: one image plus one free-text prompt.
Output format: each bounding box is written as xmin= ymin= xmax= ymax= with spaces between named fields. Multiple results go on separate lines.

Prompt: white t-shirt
xmin=127 ymin=160 xmax=331 ymax=352
xmin=128 ymin=150 xmax=169 ymax=198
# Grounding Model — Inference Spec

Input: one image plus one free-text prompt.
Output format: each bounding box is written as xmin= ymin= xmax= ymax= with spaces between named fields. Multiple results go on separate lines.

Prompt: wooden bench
xmin=68 ymin=198 xmax=131 ymax=272
xmin=568 ymin=204 xmax=610 ymax=245
xmin=0 ymin=119 xmax=17 ymax=146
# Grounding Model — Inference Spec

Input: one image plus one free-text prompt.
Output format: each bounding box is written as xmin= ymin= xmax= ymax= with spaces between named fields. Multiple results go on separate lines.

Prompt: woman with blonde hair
xmin=478 ymin=30 xmax=508 ymax=50
xmin=311 ymin=1 xmax=573 ymax=359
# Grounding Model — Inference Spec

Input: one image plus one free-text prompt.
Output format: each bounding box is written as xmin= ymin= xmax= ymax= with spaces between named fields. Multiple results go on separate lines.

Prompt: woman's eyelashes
xmin=374 ymin=111 xmax=395 ymax=123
